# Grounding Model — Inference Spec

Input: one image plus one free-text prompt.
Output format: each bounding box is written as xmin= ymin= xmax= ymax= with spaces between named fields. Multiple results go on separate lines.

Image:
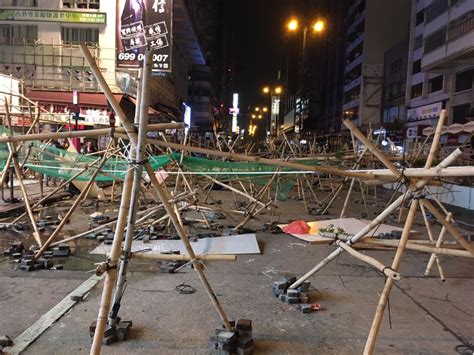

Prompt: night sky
xmin=225 ymin=0 xmax=304 ymax=111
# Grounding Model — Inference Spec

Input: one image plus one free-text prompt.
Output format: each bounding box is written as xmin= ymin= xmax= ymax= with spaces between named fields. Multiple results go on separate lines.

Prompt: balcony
xmin=343 ymin=97 xmax=360 ymax=111
xmin=348 ymin=0 xmax=363 ymax=17
xmin=344 ymin=54 xmax=363 ymax=74
xmin=422 ymin=10 xmax=474 ymax=71
xmin=344 ymin=76 xmax=362 ymax=93
xmin=345 ymin=33 xmax=364 ymax=56
xmin=346 ymin=10 xmax=366 ymax=35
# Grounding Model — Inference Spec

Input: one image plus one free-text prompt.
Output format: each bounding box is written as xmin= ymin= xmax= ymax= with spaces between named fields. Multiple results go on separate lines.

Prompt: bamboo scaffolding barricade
xmin=80 ymin=44 xmax=233 ymax=355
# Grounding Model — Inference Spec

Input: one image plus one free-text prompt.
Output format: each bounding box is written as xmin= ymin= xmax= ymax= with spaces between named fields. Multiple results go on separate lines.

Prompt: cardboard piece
xmin=90 ymin=233 xmax=260 ymax=256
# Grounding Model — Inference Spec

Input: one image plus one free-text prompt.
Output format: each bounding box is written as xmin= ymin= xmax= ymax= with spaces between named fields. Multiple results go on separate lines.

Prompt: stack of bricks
xmin=210 ymin=319 xmax=254 ymax=354
xmin=89 ymin=319 xmax=133 ymax=345
xmin=272 ymin=276 xmax=316 ymax=314
xmin=3 ymin=242 xmax=69 ymax=272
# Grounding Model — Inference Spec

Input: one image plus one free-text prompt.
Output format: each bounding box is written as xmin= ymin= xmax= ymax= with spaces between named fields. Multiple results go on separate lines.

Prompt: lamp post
xmin=286 ymin=17 xmax=326 ymax=133
xmin=262 ymin=86 xmax=283 ymax=137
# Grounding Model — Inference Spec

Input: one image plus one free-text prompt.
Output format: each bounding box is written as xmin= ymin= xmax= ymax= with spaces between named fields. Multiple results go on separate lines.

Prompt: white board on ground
xmin=278 ymin=218 xmax=415 ymax=244
xmin=90 ymin=233 xmax=260 ymax=256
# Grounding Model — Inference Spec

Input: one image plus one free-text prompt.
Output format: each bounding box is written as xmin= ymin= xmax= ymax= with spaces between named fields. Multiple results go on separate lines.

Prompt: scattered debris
xmin=210 ymin=319 xmax=254 ymax=355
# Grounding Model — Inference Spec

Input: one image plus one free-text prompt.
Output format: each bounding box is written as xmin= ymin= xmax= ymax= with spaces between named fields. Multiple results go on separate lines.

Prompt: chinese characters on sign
xmin=0 ymin=9 xmax=106 ymax=23
xmin=116 ymin=0 xmax=173 ymax=74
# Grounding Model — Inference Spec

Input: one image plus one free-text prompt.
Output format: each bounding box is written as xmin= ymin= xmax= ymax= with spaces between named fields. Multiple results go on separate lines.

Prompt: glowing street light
xmin=287 ymin=18 xmax=299 ymax=32
xmin=255 ymin=107 xmax=260 ymax=112
xmin=258 ymin=115 xmax=262 ymax=119
xmin=312 ymin=19 xmax=326 ymax=33
xmin=275 ymin=86 xmax=282 ymax=95
xmin=263 ymin=107 xmax=268 ymax=112
xmin=251 ymin=114 xmax=256 ymax=119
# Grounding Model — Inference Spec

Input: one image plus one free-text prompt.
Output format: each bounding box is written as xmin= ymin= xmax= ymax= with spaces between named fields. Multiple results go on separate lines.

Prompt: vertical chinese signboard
xmin=116 ymin=0 xmax=173 ymax=75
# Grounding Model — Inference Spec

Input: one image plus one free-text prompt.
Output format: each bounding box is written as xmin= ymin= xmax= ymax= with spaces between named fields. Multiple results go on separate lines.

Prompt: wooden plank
xmin=4 ymin=275 xmax=102 ymax=354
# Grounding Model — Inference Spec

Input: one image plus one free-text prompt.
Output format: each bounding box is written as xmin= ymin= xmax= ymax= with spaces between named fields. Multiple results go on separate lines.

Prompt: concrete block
xmin=297 ymin=281 xmax=311 ymax=293
xmin=287 ymin=297 xmax=299 ymax=304
xmin=286 ymin=289 xmax=299 ymax=298
xmin=216 ymin=330 xmax=236 ymax=343
xmin=20 ymin=265 xmax=34 ymax=272
xmin=236 ymin=335 xmax=253 ymax=348
xmin=298 ymin=303 xmax=312 ymax=314
xmin=236 ymin=319 xmax=252 ymax=331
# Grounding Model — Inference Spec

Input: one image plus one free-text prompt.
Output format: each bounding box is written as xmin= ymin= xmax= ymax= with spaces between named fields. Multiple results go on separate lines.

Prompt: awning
xmin=27 ymin=90 xmax=123 ymax=107
xmin=422 ymin=122 xmax=474 ymax=136
xmin=26 ymin=90 xmax=163 ymax=117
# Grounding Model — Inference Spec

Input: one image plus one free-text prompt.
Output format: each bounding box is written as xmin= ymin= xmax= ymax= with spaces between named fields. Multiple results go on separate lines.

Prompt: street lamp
xmin=285 ymin=16 xmax=327 ymax=132
xmin=262 ymin=86 xmax=283 ymax=136
xmin=287 ymin=18 xmax=299 ymax=32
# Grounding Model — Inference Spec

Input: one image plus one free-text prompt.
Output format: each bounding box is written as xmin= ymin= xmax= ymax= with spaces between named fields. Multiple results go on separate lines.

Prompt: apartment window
xmin=0 ymin=25 xmax=37 ymax=44
xmin=0 ymin=0 xmax=37 ymax=5
xmin=61 ymin=27 xmax=99 ymax=45
xmin=425 ymin=0 xmax=448 ymax=23
xmin=414 ymin=35 xmax=423 ymax=50
xmin=411 ymin=83 xmax=423 ymax=98
xmin=452 ymin=103 xmax=470 ymax=124
xmin=447 ymin=11 xmax=474 ymax=42
xmin=413 ymin=59 xmax=421 ymax=74
xmin=429 ymin=75 xmax=443 ymax=93
xmin=455 ymin=69 xmax=474 ymax=92
xmin=424 ymin=27 xmax=446 ymax=53
xmin=415 ymin=10 xmax=425 ymax=26
xmin=63 ymin=0 xmax=100 ymax=9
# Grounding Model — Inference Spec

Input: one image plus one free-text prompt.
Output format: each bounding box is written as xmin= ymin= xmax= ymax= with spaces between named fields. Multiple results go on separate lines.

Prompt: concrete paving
xmin=0 ymin=188 xmax=473 ymax=354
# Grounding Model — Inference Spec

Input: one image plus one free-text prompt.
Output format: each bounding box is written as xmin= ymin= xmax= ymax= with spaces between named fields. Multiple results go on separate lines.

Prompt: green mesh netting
xmin=178 ymin=155 xmax=320 ymax=200
xmin=0 ymin=126 xmax=320 ymax=200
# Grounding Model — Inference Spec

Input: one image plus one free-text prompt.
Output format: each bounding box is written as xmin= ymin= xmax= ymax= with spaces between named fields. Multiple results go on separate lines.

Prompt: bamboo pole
xmin=343 ymin=119 xmax=403 ymax=179
xmin=132 ymin=253 xmax=236 ymax=262
xmin=360 ymin=237 xmax=471 ymax=258
xmin=203 ymin=174 xmax=268 ymax=208
xmin=80 ymin=42 xmax=139 ymax=354
xmin=345 ymin=166 xmax=474 ymax=178
xmin=288 ymin=148 xmax=463 ymax=290
xmin=12 ymin=159 xmax=100 ymax=223
xmin=364 ymin=199 xmax=419 ymax=354
xmin=0 ymin=123 xmax=182 ymax=144
xmin=425 ymin=212 xmax=453 ymax=277
xmin=4 ymin=101 xmax=43 ymax=247
xmin=340 ymin=178 xmax=355 ymax=218
xmin=419 ymin=200 xmax=445 ymax=280
xmin=80 ymin=45 xmax=233 ymax=354
xmin=335 ymin=241 xmax=400 ymax=280
xmin=114 ymin=134 xmax=374 ymax=180
xmin=109 ymin=50 xmax=152 ymax=329
xmin=425 ymin=110 xmax=446 ymax=169
xmin=34 ymin=151 xmax=109 ymax=259
xmin=420 ymin=199 xmax=474 ymax=255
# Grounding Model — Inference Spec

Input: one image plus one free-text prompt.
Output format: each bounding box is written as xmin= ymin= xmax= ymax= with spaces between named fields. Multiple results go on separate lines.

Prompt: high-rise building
xmin=318 ymin=0 xmax=349 ymax=135
xmin=342 ymin=0 xmax=411 ymax=131
xmin=0 ymin=0 xmax=206 ymax=129
xmin=405 ymin=0 xmax=474 ymax=142
xmin=381 ymin=38 xmax=409 ymax=143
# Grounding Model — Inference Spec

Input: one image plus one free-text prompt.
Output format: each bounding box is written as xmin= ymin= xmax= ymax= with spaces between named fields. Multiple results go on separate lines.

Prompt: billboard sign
xmin=116 ymin=0 xmax=173 ymax=75
xmin=0 ymin=9 xmax=106 ymax=23
xmin=407 ymin=102 xmax=442 ymax=122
